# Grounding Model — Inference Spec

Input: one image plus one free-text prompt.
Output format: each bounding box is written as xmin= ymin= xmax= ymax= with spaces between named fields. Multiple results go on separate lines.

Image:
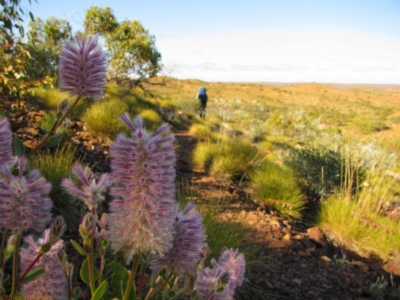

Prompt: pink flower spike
xmin=194 ymin=248 xmax=246 ymax=300
xmin=108 ymin=116 xmax=177 ymax=262
xmin=150 ymin=202 xmax=206 ymax=277
xmin=61 ymin=164 xmax=111 ymax=210
xmin=19 ymin=228 xmax=68 ymax=299
xmin=0 ymin=118 xmax=14 ymax=168
xmin=59 ymin=35 xmax=107 ymax=99
xmin=0 ymin=156 xmax=53 ymax=234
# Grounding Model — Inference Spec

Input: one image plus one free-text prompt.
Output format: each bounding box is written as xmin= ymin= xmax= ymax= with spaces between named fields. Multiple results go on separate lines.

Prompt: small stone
xmin=321 ymin=256 xmax=332 ymax=262
xmin=351 ymin=260 xmax=369 ymax=272
xmin=307 ymin=226 xmax=326 ymax=246
xmin=283 ymin=233 xmax=291 ymax=240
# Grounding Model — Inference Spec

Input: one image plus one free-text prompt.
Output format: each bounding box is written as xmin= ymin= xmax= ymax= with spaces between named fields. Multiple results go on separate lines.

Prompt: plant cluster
xmin=0 ymin=35 xmax=246 ymax=299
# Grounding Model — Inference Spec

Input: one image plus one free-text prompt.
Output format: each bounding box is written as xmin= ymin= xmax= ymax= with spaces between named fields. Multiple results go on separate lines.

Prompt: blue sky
xmin=20 ymin=0 xmax=400 ymax=84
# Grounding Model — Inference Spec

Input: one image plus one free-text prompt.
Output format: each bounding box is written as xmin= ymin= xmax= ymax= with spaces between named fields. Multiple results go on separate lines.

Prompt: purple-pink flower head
xmin=61 ymin=164 xmax=111 ymax=210
xmin=59 ymin=35 xmax=107 ymax=99
xmin=0 ymin=156 xmax=53 ymax=234
xmin=0 ymin=118 xmax=14 ymax=168
xmin=20 ymin=228 xmax=68 ymax=299
xmin=195 ymin=248 xmax=246 ymax=300
xmin=150 ymin=202 xmax=206 ymax=277
xmin=108 ymin=114 xmax=177 ymax=262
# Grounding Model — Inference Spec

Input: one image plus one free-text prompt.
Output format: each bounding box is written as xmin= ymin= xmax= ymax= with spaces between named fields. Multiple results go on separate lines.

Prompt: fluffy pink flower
xmin=61 ymin=164 xmax=111 ymax=210
xmin=59 ymin=35 xmax=107 ymax=99
xmin=108 ymin=114 xmax=177 ymax=262
xmin=194 ymin=248 xmax=246 ymax=300
xmin=19 ymin=228 xmax=68 ymax=299
xmin=0 ymin=118 xmax=14 ymax=168
xmin=0 ymin=156 xmax=53 ymax=234
xmin=150 ymin=202 xmax=206 ymax=277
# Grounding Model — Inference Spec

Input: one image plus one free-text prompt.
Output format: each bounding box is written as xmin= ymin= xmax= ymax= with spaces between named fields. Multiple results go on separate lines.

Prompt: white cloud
xmin=157 ymin=29 xmax=400 ymax=83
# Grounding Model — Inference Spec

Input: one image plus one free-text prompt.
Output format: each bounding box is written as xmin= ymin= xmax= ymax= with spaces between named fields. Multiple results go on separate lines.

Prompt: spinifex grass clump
xmin=193 ymin=137 xmax=260 ymax=183
xmin=250 ymin=160 xmax=306 ymax=219
xmin=82 ymin=98 xmax=130 ymax=141
xmin=28 ymin=146 xmax=81 ymax=227
xmin=139 ymin=109 xmax=164 ymax=132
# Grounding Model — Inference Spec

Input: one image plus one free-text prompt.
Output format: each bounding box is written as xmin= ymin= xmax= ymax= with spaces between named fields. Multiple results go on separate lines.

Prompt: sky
xmin=20 ymin=0 xmax=400 ymax=84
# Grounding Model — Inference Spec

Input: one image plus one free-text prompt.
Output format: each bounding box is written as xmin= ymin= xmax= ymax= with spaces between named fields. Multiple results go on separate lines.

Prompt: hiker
xmin=196 ymin=86 xmax=208 ymax=118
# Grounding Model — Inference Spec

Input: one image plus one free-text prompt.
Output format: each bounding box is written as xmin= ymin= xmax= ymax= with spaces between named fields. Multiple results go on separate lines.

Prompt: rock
xmin=351 ymin=260 xmax=369 ymax=272
xmin=385 ymin=255 xmax=400 ymax=275
xmin=267 ymin=238 xmax=293 ymax=249
xmin=307 ymin=226 xmax=326 ymax=246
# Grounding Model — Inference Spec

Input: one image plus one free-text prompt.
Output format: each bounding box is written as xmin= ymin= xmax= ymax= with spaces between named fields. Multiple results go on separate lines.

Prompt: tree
xmin=0 ymin=0 xmax=37 ymax=99
xmin=25 ymin=17 xmax=72 ymax=81
xmin=84 ymin=6 xmax=163 ymax=91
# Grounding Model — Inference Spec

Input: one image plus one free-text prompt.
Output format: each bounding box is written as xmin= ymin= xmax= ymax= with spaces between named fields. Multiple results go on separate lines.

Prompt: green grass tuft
xmin=139 ymin=109 xmax=164 ymax=132
xmin=81 ymin=99 xmax=129 ymax=141
xmin=250 ymin=161 xmax=306 ymax=219
xmin=28 ymin=145 xmax=83 ymax=227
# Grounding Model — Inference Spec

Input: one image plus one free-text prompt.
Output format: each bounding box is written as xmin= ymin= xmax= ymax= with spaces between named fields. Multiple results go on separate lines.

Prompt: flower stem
xmin=27 ymin=94 xmax=82 ymax=158
xmin=0 ymin=228 xmax=8 ymax=266
xmin=17 ymin=252 xmax=43 ymax=286
xmin=145 ymin=272 xmax=173 ymax=300
xmin=123 ymin=251 xmax=141 ymax=300
xmin=87 ymin=245 xmax=96 ymax=296
xmin=136 ymin=260 xmax=148 ymax=298
xmin=10 ymin=234 xmax=21 ymax=297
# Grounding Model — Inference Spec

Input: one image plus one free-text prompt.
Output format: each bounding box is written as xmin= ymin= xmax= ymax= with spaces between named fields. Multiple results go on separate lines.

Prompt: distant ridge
xmin=252 ymin=82 xmax=400 ymax=89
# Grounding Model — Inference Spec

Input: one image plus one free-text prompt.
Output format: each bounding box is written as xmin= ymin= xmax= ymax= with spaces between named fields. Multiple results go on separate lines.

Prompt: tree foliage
xmin=25 ymin=17 xmax=72 ymax=81
xmin=0 ymin=0 xmax=37 ymax=98
xmin=84 ymin=6 xmax=162 ymax=89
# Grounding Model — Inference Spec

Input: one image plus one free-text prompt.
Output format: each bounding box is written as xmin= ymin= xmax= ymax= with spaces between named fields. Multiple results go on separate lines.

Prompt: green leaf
xmin=29 ymin=11 xmax=34 ymax=22
xmin=70 ymin=239 xmax=86 ymax=257
xmin=92 ymin=280 xmax=108 ymax=300
xmin=45 ymin=132 xmax=63 ymax=147
xmin=80 ymin=258 xmax=100 ymax=284
xmin=20 ymin=268 xmax=45 ymax=284
xmin=13 ymin=137 xmax=25 ymax=157
xmin=101 ymin=238 xmax=109 ymax=249
xmin=109 ymin=261 xmax=128 ymax=280
xmin=56 ymin=112 xmax=62 ymax=119
xmin=158 ymin=268 xmax=166 ymax=279
xmin=39 ymin=242 xmax=51 ymax=254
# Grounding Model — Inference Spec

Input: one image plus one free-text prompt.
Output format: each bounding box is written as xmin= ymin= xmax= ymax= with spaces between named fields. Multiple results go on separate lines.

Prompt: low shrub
xmin=284 ymin=146 xmax=346 ymax=200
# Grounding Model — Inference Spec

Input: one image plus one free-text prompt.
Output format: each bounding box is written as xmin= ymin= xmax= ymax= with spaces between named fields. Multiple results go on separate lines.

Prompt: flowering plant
xmin=0 ymin=35 xmax=245 ymax=300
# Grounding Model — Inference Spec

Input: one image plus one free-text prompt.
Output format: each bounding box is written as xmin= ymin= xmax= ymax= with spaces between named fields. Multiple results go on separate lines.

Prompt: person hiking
xmin=196 ymin=86 xmax=208 ymax=118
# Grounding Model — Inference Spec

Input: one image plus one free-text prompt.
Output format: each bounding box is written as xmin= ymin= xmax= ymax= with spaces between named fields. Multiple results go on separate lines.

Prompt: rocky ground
xmin=2 ymin=100 xmax=400 ymax=299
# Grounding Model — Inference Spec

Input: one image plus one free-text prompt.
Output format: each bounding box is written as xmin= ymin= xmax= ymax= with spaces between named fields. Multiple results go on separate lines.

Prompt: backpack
xmin=198 ymin=87 xmax=208 ymax=102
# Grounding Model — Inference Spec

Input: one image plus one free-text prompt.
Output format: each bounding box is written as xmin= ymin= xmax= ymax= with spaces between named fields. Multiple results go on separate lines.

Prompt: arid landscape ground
xmin=4 ymin=83 xmax=400 ymax=299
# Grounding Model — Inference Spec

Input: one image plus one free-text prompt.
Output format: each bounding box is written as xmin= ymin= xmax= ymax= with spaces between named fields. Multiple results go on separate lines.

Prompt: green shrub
xmin=28 ymin=146 xmax=82 ymax=227
xmin=250 ymin=161 xmax=305 ymax=219
xmin=176 ymin=97 xmax=199 ymax=115
xmin=355 ymin=116 xmax=389 ymax=134
xmin=284 ymin=146 xmax=350 ymax=199
xmin=138 ymin=109 xmax=164 ymax=132
xmin=82 ymin=99 xmax=129 ymax=141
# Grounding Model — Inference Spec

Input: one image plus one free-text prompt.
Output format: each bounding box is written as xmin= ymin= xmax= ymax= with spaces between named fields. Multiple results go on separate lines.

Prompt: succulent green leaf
xmin=92 ymin=280 xmax=108 ymax=300
xmin=13 ymin=137 xmax=25 ymax=157
xmin=45 ymin=132 xmax=63 ymax=147
xmin=80 ymin=258 xmax=100 ymax=284
xmin=20 ymin=268 xmax=45 ymax=284
xmin=70 ymin=239 xmax=86 ymax=256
